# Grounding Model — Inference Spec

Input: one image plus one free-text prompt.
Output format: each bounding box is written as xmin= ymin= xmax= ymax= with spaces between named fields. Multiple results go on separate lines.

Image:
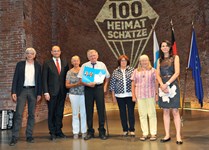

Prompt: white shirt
xmin=53 ymin=57 xmax=61 ymax=70
xmin=24 ymin=61 xmax=35 ymax=86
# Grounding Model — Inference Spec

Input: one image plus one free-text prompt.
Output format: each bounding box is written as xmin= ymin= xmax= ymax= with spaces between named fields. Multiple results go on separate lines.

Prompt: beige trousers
xmin=137 ymin=98 xmax=157 ymax=136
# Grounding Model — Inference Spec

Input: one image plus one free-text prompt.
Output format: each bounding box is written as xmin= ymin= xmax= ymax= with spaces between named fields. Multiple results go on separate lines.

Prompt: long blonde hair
xmin=137 ymin=54 xmax=152 ymax=72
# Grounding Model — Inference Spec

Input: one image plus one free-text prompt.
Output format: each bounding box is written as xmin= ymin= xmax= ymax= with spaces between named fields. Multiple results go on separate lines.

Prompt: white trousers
xmin=69 ymin=94 xmax=87 ymax=134
xmin=137 ymin=98 xmax=157 ymax=136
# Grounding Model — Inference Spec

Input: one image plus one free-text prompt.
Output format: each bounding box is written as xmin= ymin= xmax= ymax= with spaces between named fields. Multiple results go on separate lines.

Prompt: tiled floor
xmin=1 ymin=108 xmax=209 ymax=150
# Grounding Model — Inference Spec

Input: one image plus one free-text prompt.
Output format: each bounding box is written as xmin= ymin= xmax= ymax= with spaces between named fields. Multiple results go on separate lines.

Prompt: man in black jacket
xmin=42 ymin=46 xmax=69 ymax=140
xmin=10 ymin=48 xmax=42 ymax=146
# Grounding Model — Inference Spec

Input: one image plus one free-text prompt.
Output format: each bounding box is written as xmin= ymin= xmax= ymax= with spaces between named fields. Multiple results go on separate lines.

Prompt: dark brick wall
xmin=0 ymin=0 xmax=25 ymax=111
xmin=22 ymin=0 xmax=53 ymax=126
xmin=0 ymin=0 xmax=54 ymax=127
xmin=56 ymin=0 xmax=116 ymax=68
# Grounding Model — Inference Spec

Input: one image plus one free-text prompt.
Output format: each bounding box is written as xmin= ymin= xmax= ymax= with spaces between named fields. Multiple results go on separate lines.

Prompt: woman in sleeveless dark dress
xmin=156 ymin=40 xmax=183 ymax=144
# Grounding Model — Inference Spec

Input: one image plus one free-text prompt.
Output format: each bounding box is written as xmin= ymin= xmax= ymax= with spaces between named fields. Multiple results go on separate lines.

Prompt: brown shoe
xmin=130 ymin=132 xmax=135 ymax=137
xmin=140 ymin=135 xmax=149 ymax=141
xmin=150 ymin=135 xmax=157 ymax=141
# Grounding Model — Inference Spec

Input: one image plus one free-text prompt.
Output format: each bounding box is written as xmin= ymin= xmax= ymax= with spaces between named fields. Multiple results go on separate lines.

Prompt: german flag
xmin=171 ymin=20 xmax=178 ymax=55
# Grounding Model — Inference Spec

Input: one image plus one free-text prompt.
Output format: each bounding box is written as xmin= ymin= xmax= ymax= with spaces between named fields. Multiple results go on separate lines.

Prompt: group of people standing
xmin=110 ymin=40 xmax=182 ymax=144
xmin=9 ymin=40 xmax=183 ymax=146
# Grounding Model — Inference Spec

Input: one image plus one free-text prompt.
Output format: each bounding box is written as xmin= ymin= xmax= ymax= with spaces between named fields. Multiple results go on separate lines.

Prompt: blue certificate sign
xmin=82 ymin=66 xmax=106 ymax=84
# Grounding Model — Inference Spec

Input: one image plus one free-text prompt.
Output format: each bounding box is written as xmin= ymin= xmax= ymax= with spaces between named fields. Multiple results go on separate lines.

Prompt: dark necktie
xmin=91 ymin=63 xmax=96 ymax=68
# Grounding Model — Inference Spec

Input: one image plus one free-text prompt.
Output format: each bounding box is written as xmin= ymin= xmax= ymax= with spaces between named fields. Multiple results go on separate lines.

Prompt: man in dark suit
xmin=42 ymin=45 xmax=69 ymax=140
xmin=9 ymin=48 xmax=42 ymax=146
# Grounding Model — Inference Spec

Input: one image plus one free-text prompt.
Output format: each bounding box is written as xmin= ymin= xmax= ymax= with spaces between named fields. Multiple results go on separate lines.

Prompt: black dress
xmin=158 ymin=56 xmax=180 ymax=108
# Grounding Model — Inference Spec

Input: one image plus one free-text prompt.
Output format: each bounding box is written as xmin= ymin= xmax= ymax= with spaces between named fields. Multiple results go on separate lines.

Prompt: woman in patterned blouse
xmin=131 ymin=54 xmax=158 ymax=141
xmin=109 ymin=55 xmax=135 ymax=137
xmin=66 ymin=56 xmax=87 ymax=139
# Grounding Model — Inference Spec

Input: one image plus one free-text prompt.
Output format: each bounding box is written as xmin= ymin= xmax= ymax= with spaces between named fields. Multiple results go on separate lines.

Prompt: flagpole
xmin=170 ymin=19 xmax=174 ymax=31
xmin=181 ymin=22 xmax=193 ymax=118
xmin=181 ymin=67 xmax=188 ymax=123
xmin=181 ymin=21 xmax=195 ymax=124
xmin=170 ymin=19 xmax=173 ymax=27
xmin=180 ymin=20 xmax=190 ymax=125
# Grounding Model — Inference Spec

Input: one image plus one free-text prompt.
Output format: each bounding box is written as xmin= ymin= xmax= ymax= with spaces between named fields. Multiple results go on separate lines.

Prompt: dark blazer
xmin=11 ymin=60 xmax=42 ymax=96
xmin=42 ymin=58 xmax=69 ymax=96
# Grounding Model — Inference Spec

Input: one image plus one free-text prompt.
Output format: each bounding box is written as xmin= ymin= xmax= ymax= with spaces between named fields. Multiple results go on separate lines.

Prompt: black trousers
xmin=116 ymin=97 xmax=135 ymax=132
xmin=47 ymin=90 xmax=66 ymax=135
xmin=84 ymin=85 xmax=106 ymax=134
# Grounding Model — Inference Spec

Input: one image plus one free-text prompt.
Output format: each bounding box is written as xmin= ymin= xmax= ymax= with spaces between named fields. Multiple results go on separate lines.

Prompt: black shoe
xmin=9 ymin=137 xmax=17 ymax=146
xmin=56 ymin=133 xmax=66 ymax=138
xmin=50 ymin=134 xmax=56 ymax=141
xmin=84 ymin=133 xmax=94 ymax=140
xmin=26 ymin=137 xmax=34 ymax=143
xmin=99 ymin=134 xmax=107 ymax=140
xmin=160 ymin=137 xmax=171 ymax=143
xmin=176 ymin=141 xmax=183 ymax=145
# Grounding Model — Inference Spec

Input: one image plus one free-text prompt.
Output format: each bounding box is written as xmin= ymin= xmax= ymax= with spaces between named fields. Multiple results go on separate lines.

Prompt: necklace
xmin=141 ymin=68 xmax=146 ymax=78
xmin=73 ymin=67 xmax=80 ymax=73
